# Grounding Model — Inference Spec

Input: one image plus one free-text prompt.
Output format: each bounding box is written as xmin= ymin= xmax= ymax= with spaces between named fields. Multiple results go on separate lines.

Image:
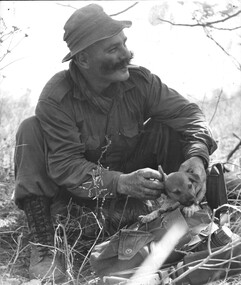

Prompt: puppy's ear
xmin=158 ymin=165 xmax=167 ymax=182
xmin=187 ymin=173 xmax=200 ymax=183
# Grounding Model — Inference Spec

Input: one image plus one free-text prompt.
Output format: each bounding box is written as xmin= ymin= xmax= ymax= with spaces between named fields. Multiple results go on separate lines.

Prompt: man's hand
xmin=178 ymin=157 xmax=207 ymax=204
xmin=117 ymin=168 xmax=165 ymax=200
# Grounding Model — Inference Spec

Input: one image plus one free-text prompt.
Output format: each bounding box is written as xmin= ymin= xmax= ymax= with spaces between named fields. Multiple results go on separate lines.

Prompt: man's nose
xmin=120 ymin=45 xmax=131 ymax=59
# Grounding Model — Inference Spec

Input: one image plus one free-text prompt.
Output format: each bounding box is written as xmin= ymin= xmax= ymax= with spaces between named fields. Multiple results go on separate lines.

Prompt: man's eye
xmin=109 ymin=47 xmax=117 ymax=53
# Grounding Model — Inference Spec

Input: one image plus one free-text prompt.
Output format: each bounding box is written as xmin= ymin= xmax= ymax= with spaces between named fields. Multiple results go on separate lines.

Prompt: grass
xmin=0 ymin=166 xmax=241 ymax=285
xmin=0 ymin=91 xmax=241 ymax=284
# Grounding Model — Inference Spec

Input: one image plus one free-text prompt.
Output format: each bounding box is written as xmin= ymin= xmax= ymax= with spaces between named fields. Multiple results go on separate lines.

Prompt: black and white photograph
xmin=0 ymin=1 xmax=241 ymax=284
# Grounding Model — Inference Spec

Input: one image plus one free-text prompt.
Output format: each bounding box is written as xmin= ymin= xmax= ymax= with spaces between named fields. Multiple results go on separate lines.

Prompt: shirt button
xmin=125 ymin=248 xmax=133 ymax=255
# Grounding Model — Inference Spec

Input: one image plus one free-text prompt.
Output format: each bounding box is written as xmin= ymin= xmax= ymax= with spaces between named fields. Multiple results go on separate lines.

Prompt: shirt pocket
xmin=76 ymin=119 xmax=100 ymax=150
xmin=119 ymin=122 xmax=140 ymax=149
xmin=122 ymin=123 xmax=139 ymax=138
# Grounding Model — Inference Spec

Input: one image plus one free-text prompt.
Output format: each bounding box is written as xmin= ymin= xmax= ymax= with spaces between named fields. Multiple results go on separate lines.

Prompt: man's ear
xmin=74 ymin=51 xmax=89 ymax=69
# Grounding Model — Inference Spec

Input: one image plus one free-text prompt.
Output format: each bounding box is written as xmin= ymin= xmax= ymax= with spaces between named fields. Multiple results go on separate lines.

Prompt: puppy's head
xmin=164 ymin=172 xmax=200 ymax=206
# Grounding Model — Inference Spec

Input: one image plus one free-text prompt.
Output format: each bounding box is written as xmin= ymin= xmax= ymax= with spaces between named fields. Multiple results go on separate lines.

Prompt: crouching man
xmin=14 ymin=3 xmax=217 ymax=282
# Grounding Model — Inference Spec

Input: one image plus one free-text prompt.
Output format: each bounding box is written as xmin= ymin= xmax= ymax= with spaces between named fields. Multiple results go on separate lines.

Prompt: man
xmin=14 ymin=4 xmax=217 ymax=282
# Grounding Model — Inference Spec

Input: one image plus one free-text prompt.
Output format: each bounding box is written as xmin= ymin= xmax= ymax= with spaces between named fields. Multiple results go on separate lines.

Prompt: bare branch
xmin=0 ymin=34 xmax=27 ymax=64
xmin=156 ymin=18 xmax=196 ymax=27
xmin=209 ymin=89 xmax=223 ymax=125
xmin=208 ymin=25 xmax=241 ymax=31
xmin=204 ymin=27 xmax=241 ymax=71
xmin=55 ymin=2 xmax=77 ymax=10
xmin=0 ymin=49 xmax=11 ymax=63
xmin=205 ymin=9 xmax=241 ymax=26
xmin=55 ymin=0 xmax=139 ymax=29
xmin=226 ymin=133 xmax=241 ymax=162
xmin=154 ymin=9 xmax=241 ymax=72
xmin=0 ymin=57 xmax=25 ymax=71
xmin=55 ymin=1 xmax=139 ymax=16
xmin=156 ymin=9 xmax=241 ymax=30
xmin=233 ymin=133 xmax=241 ymax=141
xmin=110 ymin=2 xmax=139 ymax=17
xmin=1 ymin=31 xmax=16 ymax=42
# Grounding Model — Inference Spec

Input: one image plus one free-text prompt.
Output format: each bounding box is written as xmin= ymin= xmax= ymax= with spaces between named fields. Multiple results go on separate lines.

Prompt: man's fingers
xmin=142 ymin=178 xmax=165 ymax=190
xmin=141 ymin=168 xmax=163 ymax=181
xmin=196 ymin=184 xmax=206 ymax=204
xmin=139 ymin=188 xmax=161 ymax=200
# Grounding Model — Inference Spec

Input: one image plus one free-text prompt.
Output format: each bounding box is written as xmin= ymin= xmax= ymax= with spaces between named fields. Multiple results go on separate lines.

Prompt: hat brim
xmin=62 ymin=52 xmax=72 ymax=63
xmin=62 ymin=20 xmax=132 ymax=63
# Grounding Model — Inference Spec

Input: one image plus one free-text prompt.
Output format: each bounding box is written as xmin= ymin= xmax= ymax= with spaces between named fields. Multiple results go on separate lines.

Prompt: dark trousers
xmin=14 ymin=116 xmax=184 ymax=231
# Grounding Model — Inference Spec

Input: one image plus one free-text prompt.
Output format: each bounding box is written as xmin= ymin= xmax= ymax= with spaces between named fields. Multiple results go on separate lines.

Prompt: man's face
xmin=85 ymin=31 xmax=133 ymax=85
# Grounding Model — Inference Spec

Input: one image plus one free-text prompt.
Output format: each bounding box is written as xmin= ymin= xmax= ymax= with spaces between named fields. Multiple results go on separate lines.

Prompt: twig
xmin=204 ymin=27 xmax=241 ymax=71
xmin=172 ymin=237 xmax=241 ymax=283
xmin=0 ymin=57 xmax=25 ymax=71
xmin=97 ymin=135 xmax=111 ymax=166
xmin=7 ymin=232 xmax=23 ymax=275
xmin=169 ymin=204 xmax=241 ymax=283
xmin=228 ymin=182 xmax=241 ymax=199
xmin=156 ymin=9 xmax=241 ymax=29
xmin=155 ymin=9 xmax=241 ymax=71
xmin=209 ymin=89 xmax=223 ymax=125
xmin=76 ymin=212 xmax=103 ymax=284
xmin=205 ymin=9 xmax=241 ymax=26
xmin=0 ymin=29 xmax=27 ymax=63
xmin=56 ymin=223 xmax=75 ymax=282
xmin=55 ymin=2 xmax=78 ymax=10
xmin=55 ymin=2 xmax=139 ymax=17
xmin=207 ymin=25 xmax=241 ymax=31
xmin=233 ymin=133 xmax=241 ymax=141
xmin=226 ymin=133 xmax=241 ymax=162
xmin=110 ymin=2 xmax=139 ymax=17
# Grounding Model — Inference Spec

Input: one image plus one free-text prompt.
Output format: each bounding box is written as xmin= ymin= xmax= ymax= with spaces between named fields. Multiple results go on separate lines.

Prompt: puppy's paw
xmin=182 ymin=204 xmax=200 ymax=218
xmin=139 ymin=211 xmax=159 ymax=223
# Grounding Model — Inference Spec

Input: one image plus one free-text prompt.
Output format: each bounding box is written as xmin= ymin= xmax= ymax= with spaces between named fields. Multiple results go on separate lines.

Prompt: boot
xmin=23 ymin=196 xmax=66 ymax=282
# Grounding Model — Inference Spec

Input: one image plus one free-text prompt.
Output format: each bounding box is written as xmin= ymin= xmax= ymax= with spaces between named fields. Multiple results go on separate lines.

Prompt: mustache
xmin=101 ymin=51 xmax=134 ymax=73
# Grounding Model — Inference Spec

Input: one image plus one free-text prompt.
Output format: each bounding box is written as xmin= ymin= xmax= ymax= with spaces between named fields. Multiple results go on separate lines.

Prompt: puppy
xmin=139 ymin=165 xmax=200 ymax=223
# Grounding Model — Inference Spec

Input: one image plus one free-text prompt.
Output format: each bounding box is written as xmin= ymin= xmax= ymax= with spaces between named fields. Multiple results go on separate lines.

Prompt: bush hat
xmin=62 ymin=4 xmax=132 ymax=62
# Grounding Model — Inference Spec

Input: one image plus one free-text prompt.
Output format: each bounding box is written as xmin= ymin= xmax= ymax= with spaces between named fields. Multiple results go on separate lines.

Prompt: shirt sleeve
xmin=144 ymin=71 xmax=217 ymax=166
xmin=35 ymin=97 xmax=121 ymax=199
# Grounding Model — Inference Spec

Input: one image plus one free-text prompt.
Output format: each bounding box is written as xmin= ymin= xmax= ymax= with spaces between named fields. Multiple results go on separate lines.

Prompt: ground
xmin=0 ymin=180 xmax=97 ymax=284
xmin=0 ymin=165 xmax=241 ymax=285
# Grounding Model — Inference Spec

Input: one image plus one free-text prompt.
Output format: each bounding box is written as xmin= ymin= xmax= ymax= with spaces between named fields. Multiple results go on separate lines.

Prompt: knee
xmin=16 ymin=116 xmax=43 ymax=143
xmin=17 ymin=116 xmax=39 ymax=132
xmin=16 ymin=116 xmax=42 ymax=140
